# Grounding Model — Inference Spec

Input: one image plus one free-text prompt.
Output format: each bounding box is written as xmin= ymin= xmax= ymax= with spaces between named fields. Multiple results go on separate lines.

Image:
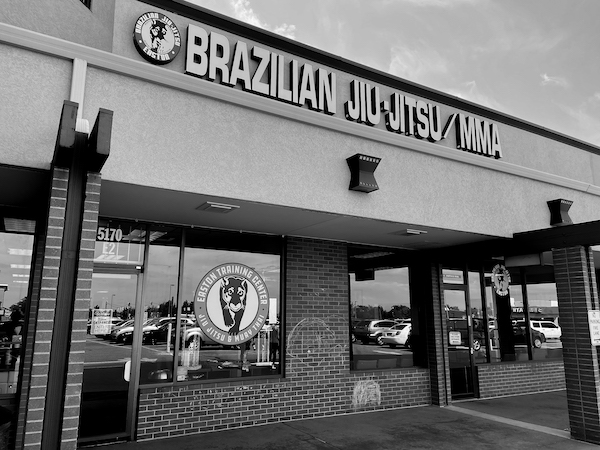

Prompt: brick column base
xmin=553 ymin=246 xmax=600 ymax=444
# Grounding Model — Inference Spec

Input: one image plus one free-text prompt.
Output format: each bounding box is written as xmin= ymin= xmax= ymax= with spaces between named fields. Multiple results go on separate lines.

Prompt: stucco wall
xmin=110 ymin=0 xmax=600 ymax=186
xmin=81 ymin=66 xmax=600 ymax=237
xmin=0 ymin=0 xmax=115 ymax=52
xmin=0 ymin=43 xmax=71 ymax=169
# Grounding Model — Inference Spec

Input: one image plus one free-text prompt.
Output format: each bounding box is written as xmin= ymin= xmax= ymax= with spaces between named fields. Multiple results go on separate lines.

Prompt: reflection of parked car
xmin=513 ymin=324 xmax=546 ymax=348
xmin=112 ymin=318 xmax=166 ymax=344
xmin=353 ymin=319 xmax=398 ymax=345
xmin=380 ymin=323 xmax=411 ymax=348
xmin=109 ymin=319 xmax=134 ymax=341
xmin=182 ymin=324 xmax=220 ymax=349
xmin=143 ymin=317 xmax=195 ymax=344
xmin=530 ymin=320 xmax=561 ymax=339
xmin=447 ymin=318 xmax=486 ymax=351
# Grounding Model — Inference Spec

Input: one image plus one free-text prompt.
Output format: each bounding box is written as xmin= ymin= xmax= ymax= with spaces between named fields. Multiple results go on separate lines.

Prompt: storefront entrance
xmin=78 ymin=264 xmax=143 ymax=444
xmin=443 ymin=269 xmax=480 ymax=400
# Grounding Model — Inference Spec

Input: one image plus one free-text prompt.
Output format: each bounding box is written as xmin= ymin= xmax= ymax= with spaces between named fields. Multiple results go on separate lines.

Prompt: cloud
xmin=446 ymin=81 xmax=509 ymax=114
xmin=230 ymin=0 xmax=296 ymax=39
xmin=387 ymin=44 xmax=449 ymax=86
xmin=540 ymin=73 xmax=570 ymax=88
xmin=273 ymin=23 xmax=296 ymax=39
xmin=557 ymin=94 xmax=600 ymax=145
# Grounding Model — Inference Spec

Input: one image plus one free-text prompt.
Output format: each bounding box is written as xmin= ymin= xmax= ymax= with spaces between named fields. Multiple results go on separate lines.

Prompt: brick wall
xmin=553 ymin=246 xmax=600 ymax=444
xmin=60 ymin=173 xmax=101 ymax=449
xmin=477 ymin=361 xmax=565 ymax=398
xmin=20 ymin=167 xmax=70 ymax=450
xmin=14 ymin=168 xmax=101 ymax=450
xmin=136 ymin=237 xmax=431 ymax=441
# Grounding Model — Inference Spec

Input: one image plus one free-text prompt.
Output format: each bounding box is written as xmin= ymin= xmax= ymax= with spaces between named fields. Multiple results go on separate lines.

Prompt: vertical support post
xmin=41 ymin=132 xmax=88 ymax=450
xmin=553 ymin=246 xmax=600 ymax=445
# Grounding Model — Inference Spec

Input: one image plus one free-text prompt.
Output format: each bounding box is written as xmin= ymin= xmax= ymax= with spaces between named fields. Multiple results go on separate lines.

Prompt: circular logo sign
xmin=133 ymin=12 xmax=181 ymax=65
xmin=195 ymin=263 xmax=269 ymax=346
xmin=491 ymin=264 xmax=511 ymax=296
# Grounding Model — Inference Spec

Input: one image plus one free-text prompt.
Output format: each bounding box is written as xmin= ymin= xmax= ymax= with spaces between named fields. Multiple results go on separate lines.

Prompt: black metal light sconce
xmin=547 ymin=198 xmax=573 ymax=226
xmin=346 ymin=153 xmax=381 ymax=193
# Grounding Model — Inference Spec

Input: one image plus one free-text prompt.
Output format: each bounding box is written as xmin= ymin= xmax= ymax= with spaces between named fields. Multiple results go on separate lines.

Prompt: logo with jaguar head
xmin=195 ymin=263 xmax=269 ymax=345
xmin=133 ymin=12 xmax=181 ymax=65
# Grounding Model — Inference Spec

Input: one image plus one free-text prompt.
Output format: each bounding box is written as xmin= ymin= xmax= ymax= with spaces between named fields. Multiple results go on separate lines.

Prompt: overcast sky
xmin=186 ymin=0 xmax=600 ymax=147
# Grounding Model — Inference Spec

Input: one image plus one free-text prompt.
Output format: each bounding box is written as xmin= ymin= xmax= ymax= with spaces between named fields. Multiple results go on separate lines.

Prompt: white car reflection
xmin=380 ymin=323 xmax=411 ymax=348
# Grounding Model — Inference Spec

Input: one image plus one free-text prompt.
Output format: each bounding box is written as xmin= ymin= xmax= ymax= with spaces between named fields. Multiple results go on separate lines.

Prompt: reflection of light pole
xmin=169 ymin=284 xmax=175 ymax=315
xmin=167 ymin=284 xmax=175 ymax=352
xmin=111 ymin=294 xmax=115 ymax=312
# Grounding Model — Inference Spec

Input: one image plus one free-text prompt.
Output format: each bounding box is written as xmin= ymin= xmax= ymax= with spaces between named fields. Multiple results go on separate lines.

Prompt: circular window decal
xmin=133 ymin=12 xmax=181 ymax=65
xmin=491 ymin=264 xmax=511 ymax=296
xmin=195 ymin=263 xmax=270 ymax=345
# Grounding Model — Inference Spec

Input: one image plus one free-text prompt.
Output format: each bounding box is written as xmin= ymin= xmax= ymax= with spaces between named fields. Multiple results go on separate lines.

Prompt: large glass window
xmin=0 ymin=231 xmax=34 ymax=392
xmin=349 ymin=247 xmax=414 ymax=370
xmin=484 ymin=260 xmax=561 ymax=363
xmin=81 ymin=222 xmax=282 ymax=442
xmin=176 ymin=229 xmax=282 ymax=381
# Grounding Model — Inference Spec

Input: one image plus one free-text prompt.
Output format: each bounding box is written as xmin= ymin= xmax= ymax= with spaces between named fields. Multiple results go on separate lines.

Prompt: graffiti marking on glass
xmin=195 ymin=263 xmax=269 ymax=345
xmin=286 ymin=316 xmax=346 ymax=367
xmin=352 ymin=379 xmax=381 ymax=411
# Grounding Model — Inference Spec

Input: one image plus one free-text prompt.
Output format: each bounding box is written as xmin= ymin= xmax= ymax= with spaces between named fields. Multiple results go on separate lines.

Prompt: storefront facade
xmin=2 ymin=0 xmax=600 ymax=448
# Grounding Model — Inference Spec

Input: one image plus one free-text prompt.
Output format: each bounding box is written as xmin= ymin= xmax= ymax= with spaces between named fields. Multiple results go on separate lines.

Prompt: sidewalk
xmin=104 ymin=390 xmax=596 ymax=450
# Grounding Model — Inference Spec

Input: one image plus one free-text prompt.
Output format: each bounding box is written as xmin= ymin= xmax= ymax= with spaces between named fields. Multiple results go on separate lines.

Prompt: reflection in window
xmin=527 ymin=282 xmax=562 ymax=360
xmin=139 ymin=227 xmax=181 ymax=385
xmin=81 ymin=220 xmax=146 ymax=439
xmin=468 ymin=271 xmax=488 ymax=364
xmin=485 ymin=263 xmax=562 ymax=363
xmin=0 ymin=232 xmax=34 ymax=391
xmin=177 ymin=230 xmax=282 ymax=382
xmin=349 ymin=254 xmax=413 ymax=370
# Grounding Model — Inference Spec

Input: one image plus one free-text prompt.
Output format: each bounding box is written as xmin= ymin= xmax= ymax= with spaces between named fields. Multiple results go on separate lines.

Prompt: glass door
xmin=444 ymin=288 xmax=477 ymax=399
xmin=78 ymin=220 xmax=146 ymax=445
xmin=78 ymin=265 xmax=142 ymax=443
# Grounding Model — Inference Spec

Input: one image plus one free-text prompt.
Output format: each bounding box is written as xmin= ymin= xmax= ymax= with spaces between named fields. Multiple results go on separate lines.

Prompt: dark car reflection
xmin=513 ymin=324 xmax=546 ymax=348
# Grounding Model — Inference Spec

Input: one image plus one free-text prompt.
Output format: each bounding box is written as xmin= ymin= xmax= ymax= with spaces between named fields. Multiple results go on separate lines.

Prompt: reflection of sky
xmin=444 ymin=290 xmax=466 ymax=312
xmin=350 ymin=268 xmax=410 ymax=309
xmin=0 ymin=233 xmax=34 ymax=309
xmin=91 ymin=274 xmax=137 ymax=309
xmin=91 ymin=240 xmax=281 ymax=315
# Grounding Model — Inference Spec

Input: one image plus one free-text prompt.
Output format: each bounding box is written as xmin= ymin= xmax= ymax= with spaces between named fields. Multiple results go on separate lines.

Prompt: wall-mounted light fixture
xmin=390 ymin=228 xmax=428 ymax=237
xmin=346 ymin=153 xmax=381 ymax=193
xmin=196 ymin=201 xmax=240 ymax=214
xmin=547 ymin=199 xmax=573 ymax=226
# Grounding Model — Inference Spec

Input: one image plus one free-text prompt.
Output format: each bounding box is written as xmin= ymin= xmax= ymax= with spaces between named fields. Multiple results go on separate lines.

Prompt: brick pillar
xmin=60 ymin=173 xmax=101 ymax=449
xmin=17 ymin=169 xmax=101 ymax=450
xmin=20 ymin=168 xmax=70 ymax=450
xmin=411 ymin=261 xmax=448 ymax=406
xmin=553 ymin=246 xmax=600 ymax=444
xmin=285 ymin=237 xmax=349 ymax=378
